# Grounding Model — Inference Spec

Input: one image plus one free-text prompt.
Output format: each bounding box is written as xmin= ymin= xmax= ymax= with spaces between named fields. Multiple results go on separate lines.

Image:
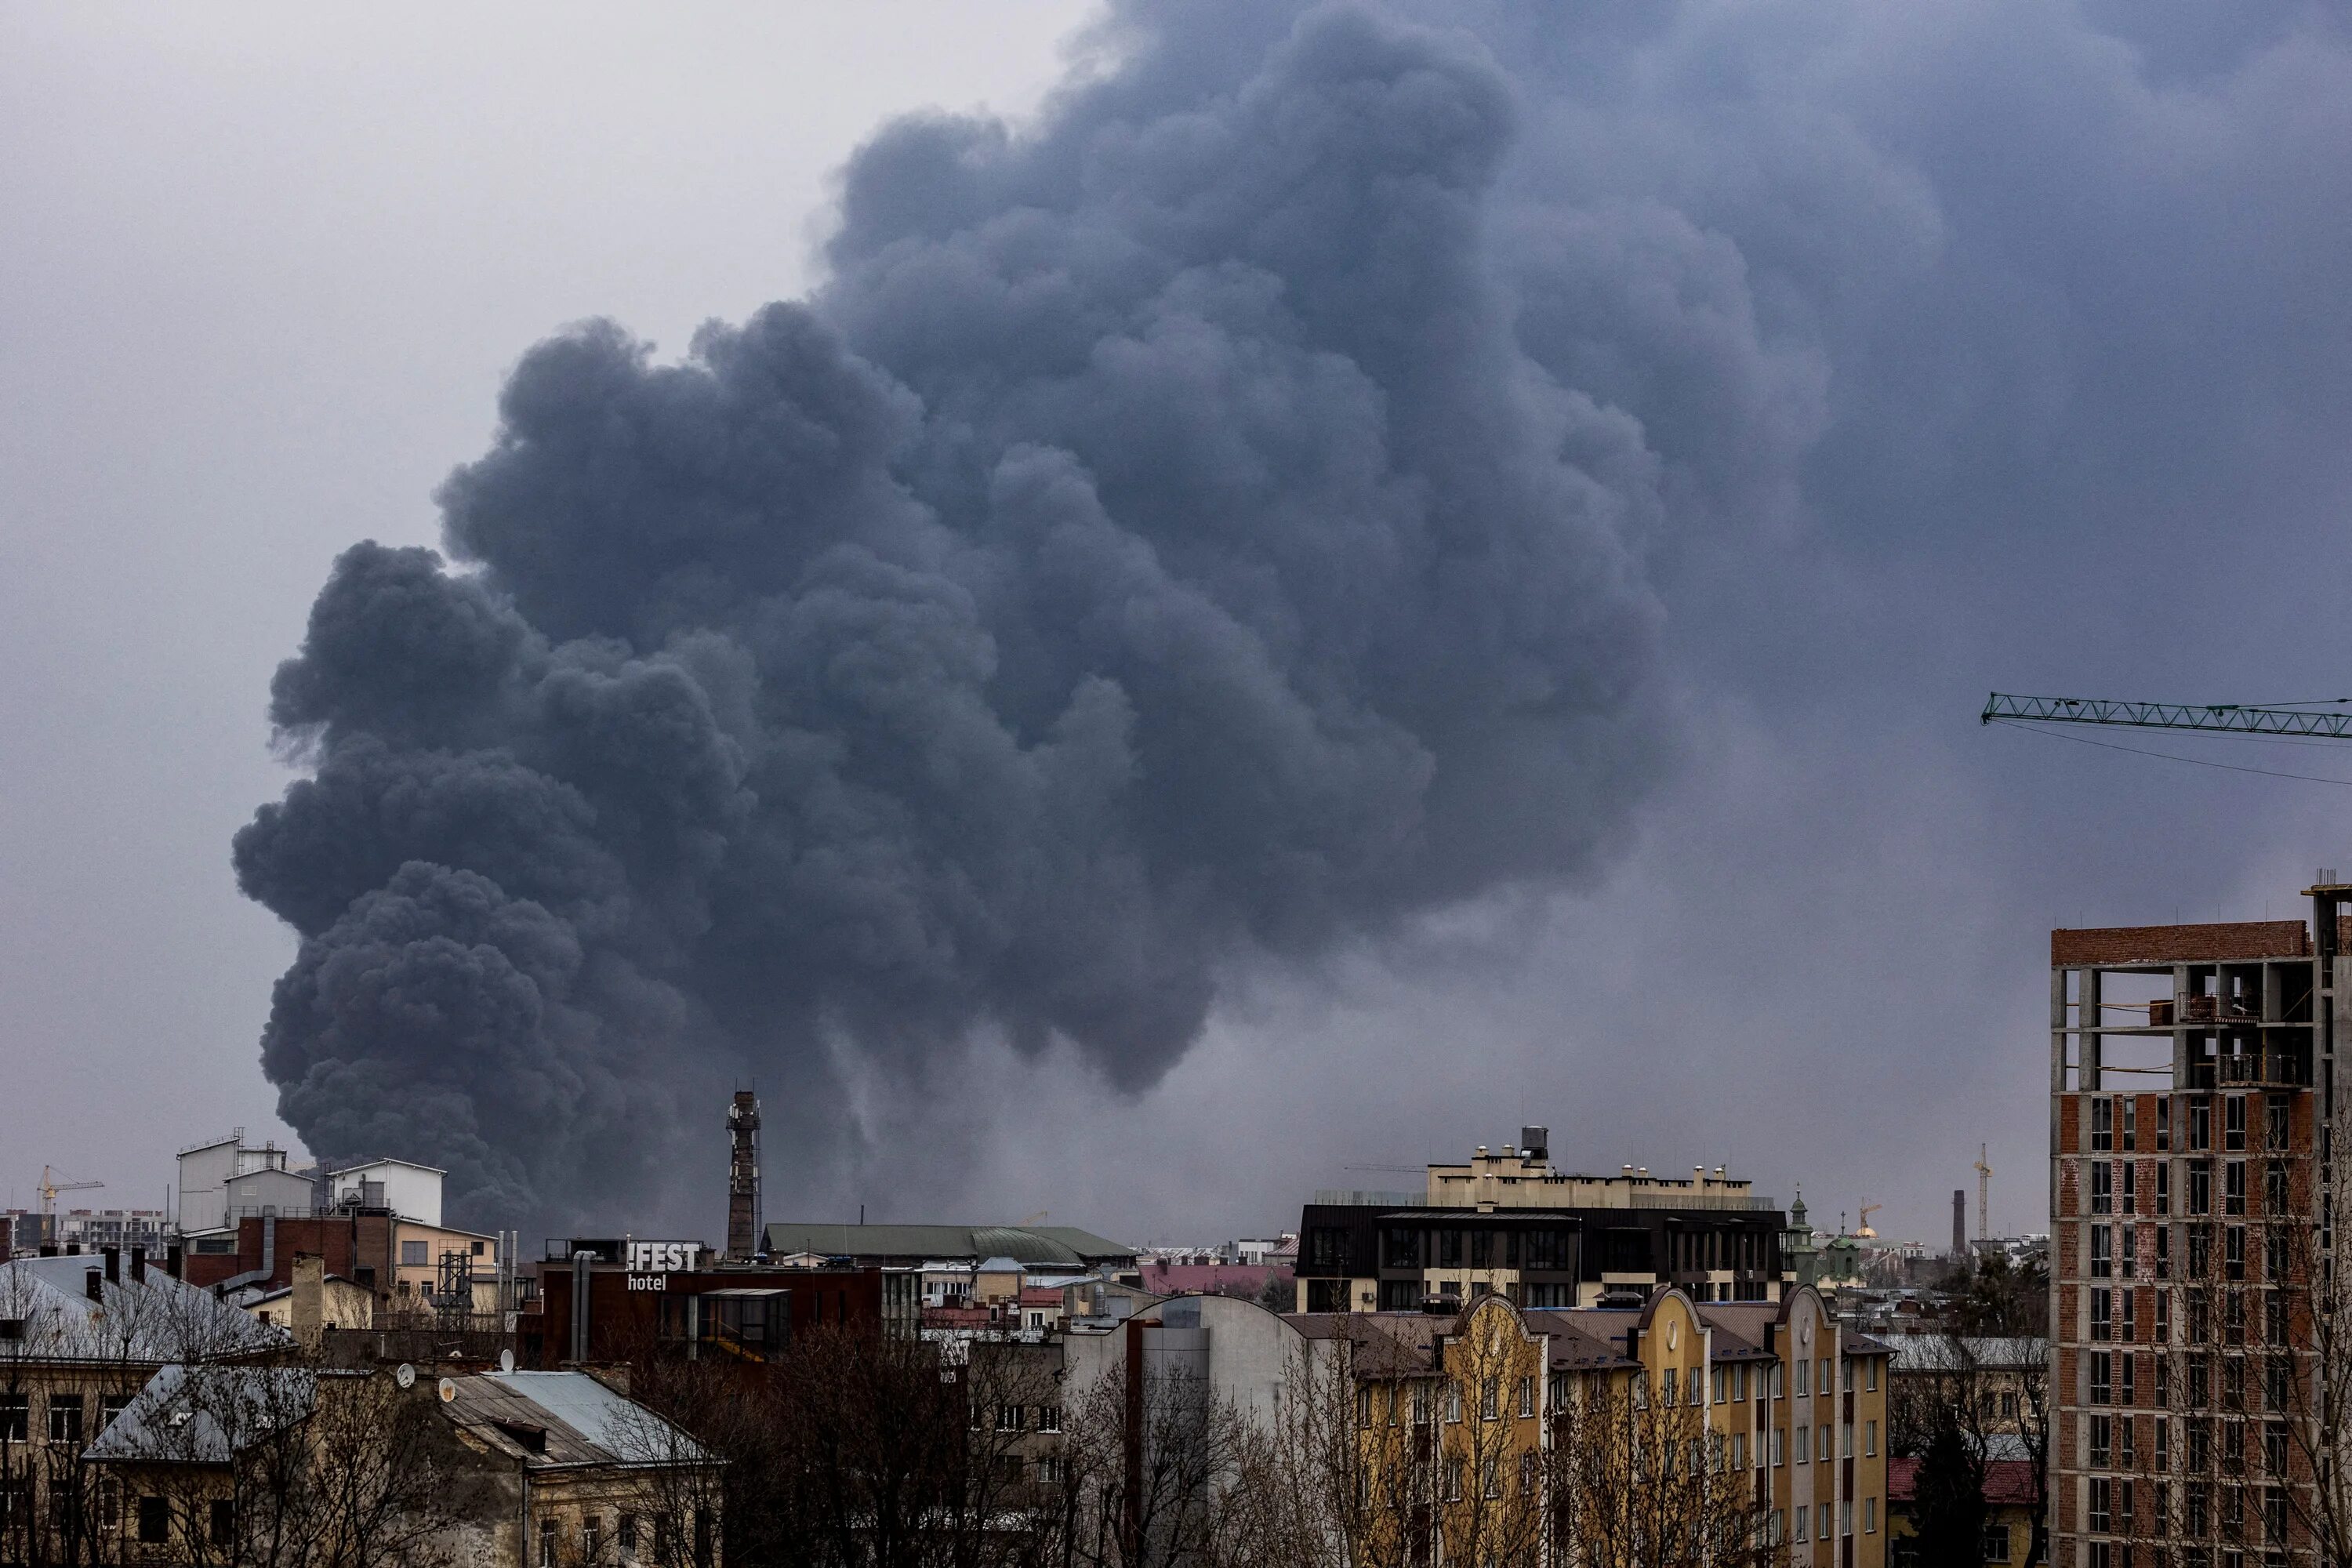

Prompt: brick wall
xmin=2050 ymin=920 xmax=2309 ymax=966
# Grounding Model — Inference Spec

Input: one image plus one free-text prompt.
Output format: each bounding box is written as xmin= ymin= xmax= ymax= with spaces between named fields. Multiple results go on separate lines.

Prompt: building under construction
xmin=2050 ymin=882 xmax=2350 ymax=1562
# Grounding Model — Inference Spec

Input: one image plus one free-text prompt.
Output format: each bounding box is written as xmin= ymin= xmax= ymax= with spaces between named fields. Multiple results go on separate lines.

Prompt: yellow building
xmin=1323 ymin=1283 xmax=1891 ymax=1566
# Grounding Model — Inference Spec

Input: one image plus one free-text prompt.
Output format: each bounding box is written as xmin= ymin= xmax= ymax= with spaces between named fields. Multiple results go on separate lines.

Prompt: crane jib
xmin=1982 ymin=692 xmax=2352 ymax=739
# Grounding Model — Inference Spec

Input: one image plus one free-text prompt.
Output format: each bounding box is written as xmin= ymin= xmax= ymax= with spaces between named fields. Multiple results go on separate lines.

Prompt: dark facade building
xmin=526 ymin=1238 xmax=883 ymax=1368
xmin=1294 ymin=1134 xmax=1787 ymax=1312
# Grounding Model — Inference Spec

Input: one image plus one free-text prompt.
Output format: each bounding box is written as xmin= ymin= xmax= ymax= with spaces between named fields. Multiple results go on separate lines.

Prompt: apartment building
xmin=2050 ymin=885 xmax=2348 ymax=1563
xmin=1290 ymin=1282 xmax=1892 ymax=1566
xmin=1294 ymin=1127 xmax=1787 ymax=1312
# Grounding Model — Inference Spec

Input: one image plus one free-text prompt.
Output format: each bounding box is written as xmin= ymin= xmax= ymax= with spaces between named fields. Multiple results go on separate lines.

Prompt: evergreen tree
xmin=1911 ymin=1419 xmax=1987 ymax=1567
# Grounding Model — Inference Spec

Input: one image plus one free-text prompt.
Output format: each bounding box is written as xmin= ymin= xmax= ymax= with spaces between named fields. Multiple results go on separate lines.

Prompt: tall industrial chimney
xmin=726 ymin=1091 xmax=762 ymax=1260
xmin=1951 ymin=1189 xmax=1966 ymax=1257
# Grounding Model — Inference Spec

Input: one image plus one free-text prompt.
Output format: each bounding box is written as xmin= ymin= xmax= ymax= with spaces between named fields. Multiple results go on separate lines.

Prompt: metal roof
xmin=0 ymin=1256 xmax=283 ymax=1365
xmin=82 ymin=1365 xmax=318 ymax=1465
xmin=447 ymin=1372 xmax=713 ymax=1470
xmin=761 ymin=1222 xmax=1135 ymax=1267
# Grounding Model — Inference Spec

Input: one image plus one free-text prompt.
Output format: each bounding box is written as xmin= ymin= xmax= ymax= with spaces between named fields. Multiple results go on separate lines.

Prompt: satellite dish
xmin=437 ymin=1377 xmax=457 ymax=1403
xmin=394 ymin=1363 xmax=416 ymax=1390
xmin=499 ymin=1349 xmax=515 ymax=1374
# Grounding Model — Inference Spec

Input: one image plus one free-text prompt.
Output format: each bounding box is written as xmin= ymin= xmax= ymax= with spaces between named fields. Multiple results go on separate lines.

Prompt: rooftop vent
xmin=1520 ymin=1127 xmax=1549 ymax=1161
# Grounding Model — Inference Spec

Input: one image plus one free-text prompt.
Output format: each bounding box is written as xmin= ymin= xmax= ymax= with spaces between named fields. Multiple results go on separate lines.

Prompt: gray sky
xmin=5 ymin=1 xmax=2350 ymax=1251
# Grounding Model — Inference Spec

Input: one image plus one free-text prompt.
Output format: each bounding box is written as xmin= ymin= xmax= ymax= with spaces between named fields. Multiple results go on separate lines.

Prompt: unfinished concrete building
xmin=2050 ymin=884 xmax=2352 ymax=1565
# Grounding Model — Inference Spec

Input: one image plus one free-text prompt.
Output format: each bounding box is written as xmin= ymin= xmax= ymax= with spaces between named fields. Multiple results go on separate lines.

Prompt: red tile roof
xmin=1886 ymin=1457 xmax=2038 ymax=1507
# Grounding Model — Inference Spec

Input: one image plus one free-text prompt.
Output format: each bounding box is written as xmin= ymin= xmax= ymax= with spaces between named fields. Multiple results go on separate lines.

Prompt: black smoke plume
xmin=237 ymin=5 xmax=1685 ymax=1225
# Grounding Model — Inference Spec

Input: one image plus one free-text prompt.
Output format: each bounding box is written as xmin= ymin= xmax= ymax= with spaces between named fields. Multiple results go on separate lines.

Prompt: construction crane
xmin=1856 ymin=1202 xmax=1881 ymax=1240
xmin=1982 ymin=692 xmax=2352 ymax=738
xmin=37 ymin=1166 xmax=103 ymax=1246
xmin=1973 ymin=1145 xmax=1992 ymax=1243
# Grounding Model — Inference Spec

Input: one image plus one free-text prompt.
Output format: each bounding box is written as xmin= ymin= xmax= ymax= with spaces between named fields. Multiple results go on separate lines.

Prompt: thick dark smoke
xmin=236 ymin=5 xmax=1682 ymax=1226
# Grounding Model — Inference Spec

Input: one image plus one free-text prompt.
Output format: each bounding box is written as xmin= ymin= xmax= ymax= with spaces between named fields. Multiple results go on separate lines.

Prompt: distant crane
xmin=1973 ymin=1145 xmax=1993 ymax=1243
xmin=1856 ymin=1202 xmax=1881 ymax=1240
xmin=37 ymin=1166 xmax=103 ymax=1245
xmin=1982 ymin=692 xmax=2352 ymax=738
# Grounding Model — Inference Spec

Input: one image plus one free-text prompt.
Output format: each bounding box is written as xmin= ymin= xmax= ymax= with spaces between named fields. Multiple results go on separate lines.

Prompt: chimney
xmin=726 ymin=1090 xmax=762 ymax=1260
xmin=130 ymin=1246 xmax=147 ymax=1284
xmin=103 ymin=1246 xmax=120 ymax=1284
xmin=85 ymin=1267 xmax=103 ymax=1303
xmin=292 ymin=1253 xmax=325 ymax=1348
xmin=165 ymin=1243 xmax=184 ymax=1280
xmin=1952 ymin=1190 xmax=1966 ymax=1256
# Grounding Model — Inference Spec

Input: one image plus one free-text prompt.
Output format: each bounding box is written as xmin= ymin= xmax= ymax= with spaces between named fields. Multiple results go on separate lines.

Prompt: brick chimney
xmin=291 ymin=1253 xmax=325 ymax=1348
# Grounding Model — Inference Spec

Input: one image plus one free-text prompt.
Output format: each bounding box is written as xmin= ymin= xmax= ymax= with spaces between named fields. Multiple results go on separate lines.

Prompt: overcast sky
xmin=5 ymin=1 xmax=2350 ymax=1251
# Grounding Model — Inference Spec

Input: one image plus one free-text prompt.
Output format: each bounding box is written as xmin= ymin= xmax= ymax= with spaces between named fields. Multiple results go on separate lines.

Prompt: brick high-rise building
xmin=2051 ymin=883 xmax=2352 ymax=1565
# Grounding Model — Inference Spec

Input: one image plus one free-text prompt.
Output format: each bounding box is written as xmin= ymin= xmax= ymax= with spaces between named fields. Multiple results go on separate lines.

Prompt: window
xmin=1481 ymin=1376 xmax=1499 ymax=1421
xmin=2092 ymin=1414 xmax=2113 ymax=1468
xmin=2268 ymin=1095 xmax=2291 ymax=1151
xmin=2157 ymin=1098 xmax=2172 ymax=1150
xmin=100 ymin=1394 xmax=133 ymax=1431
xmin=2226 ymin=1095 xmax=2248 ymax=1152
xmin=1865 ymin=1497 xmax=1878 ymax=1534
xmin=2156 ymin=1162 xmax=2171 ymax=1215
xmin=1866 ymin=1358 xmax=1878 ymax=1392
xmin=1772 ymin=1427 xmax=1784 ymax=1466
xmin=1517 ymin=1375 xmax=1534 ymax=1418
xmin=583 ymin=1518 xmax=603 ymax=1562
xmin=211 ymin=1499 xmax=234 ymax=1549
xmin=138 ymin=1497 xmax=168 ymax=1544
xmin=472 ymin=1239 xmax=487 ymax=1256
xmin=1712 ymin=1367 xmax=1727 ymax=1403
xmin=1446 ymin=1381 xmax=1462 ymax=1423
xmin=2092 ymin=1351 xmax=2112 ymax=1405
xmin=2122 ymin=1351 xmax=2136 ymax=1405
xmin=1864 ymin=1419 xmax=1878 ymax=1456
xmin=619 ymin=1514 xmax=637 ymax=1554
xmin=1359 ymin=1388 xmax=1374 ymax=1428
xmin=47 ymin=1397 xmax=82 ymax=1444
xmin=2267 ymin=1160 xmax=2288 ymax=1215
xmin=1819 ymin=1357 xmax=1833 ymax=1396
xmin=2092 ymin=1287 xmax=2112 ymax=1341
xmin=2119 ymin=1286 xmax=2136 ymax=1341
xmin=2155 ymin=1288 xmax=2172 ymax=1341
xmin=1036 ymin=1455 xmax=1061 ymax=1484
xmin=0 ymin=1395 xmax=24 ymax=1443
xmin=2092 ymin=1161 xmax=2114 ymax=1214
xmin=1841 ymin=1500 xmax=1853 ymax=1537
xmin=1795 ymin=1506 xmax=1809 ymax=1542
xmin=2267 ymin=1421 xmax=2288 ymax=1475
xmin=2090 ymin=1477 xmax=2112 ymax=1532
xmin=1519 ymin=1452 xmax=1536 ymax=1497
xmin=2268 ymin=1291 xmax=2288 ymax=1346
xmin=2155 ymin=1417 xmax=2169 ymax=1471
xmin=1769 ymin=1362 xmax=1784 ymax=1399
xmin=2228 ymin=1225 xmax=2248 ymax=1280
xmin=1842 ymin=1421 xmax=1853 ymax=1458
xmin=2122 ymin=1097 xmax=2138 ymax=1151
xmin=400 ymin=1240 xmax=429 ymax=1267
xmin=2267 ymin=1228 xmax=2289 ymax=1281
xmin=1481 ymin=1454 xmax=1501 ymax=1499
xmin=2227 ymin=1161 xmax=2248 ymax=1216
xmin=2190 ymin=1100 xmax=2212 ymax=1151
xmin=996 ymin=1404 xmax=1025 ymax=1432
xmin=1818 ymin=1424 xmax=1831 ymax=1461
xmin=2118 ymin=1416 xmax=2137 ymax=1469
xmin=2092 ymin=1225 xmax=2113 ymax=1279
xmin=1818 ymin=1503 xmax=1831 ymax=1540
xmin=2190 ymin=1163 xmax=2213 ymax=1214
xmin=1844 ymin=1358 xmax=1856 ymax=1393
xmin=1444 ymin=1457 xmax=1464 ymax=1502
xmin=1795 ymin=1424 xmax=1809 ymax=1465
xmin=540 ymin=1521 xmax=558 ymax=1568
xmin=2093 ymin=1098 xmax=2114 ymax=1151
xmin=1306 ymin=1228 xmax=1351 ymax=1270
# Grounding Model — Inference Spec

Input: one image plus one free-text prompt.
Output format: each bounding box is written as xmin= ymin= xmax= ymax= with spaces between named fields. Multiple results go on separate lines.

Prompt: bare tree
xmin=1548 ymin=1366 xmax=1780 ymax=1568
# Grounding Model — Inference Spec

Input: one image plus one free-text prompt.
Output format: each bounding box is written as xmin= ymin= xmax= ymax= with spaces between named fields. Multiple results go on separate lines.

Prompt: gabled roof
xmin=762 ymin=1222 xmax=1135 ymax=1268
xmin=445 ymin=1372 xmax=712 ymax=1470
xmin=82 ymin=1365 xmax=318 ymax=1465
xmin=1887 ymin=1456 xmax=2040 ymax=1507
xmin=0 ymin=1256 xmax=283 ymax=1364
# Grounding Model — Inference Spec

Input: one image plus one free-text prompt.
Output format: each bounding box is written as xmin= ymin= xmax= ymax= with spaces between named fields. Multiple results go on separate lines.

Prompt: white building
xmin=175 ymin=1132 xmax=316 ymax=1236
xmin=324 ymin=1158 xmax=445 ymax=1226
